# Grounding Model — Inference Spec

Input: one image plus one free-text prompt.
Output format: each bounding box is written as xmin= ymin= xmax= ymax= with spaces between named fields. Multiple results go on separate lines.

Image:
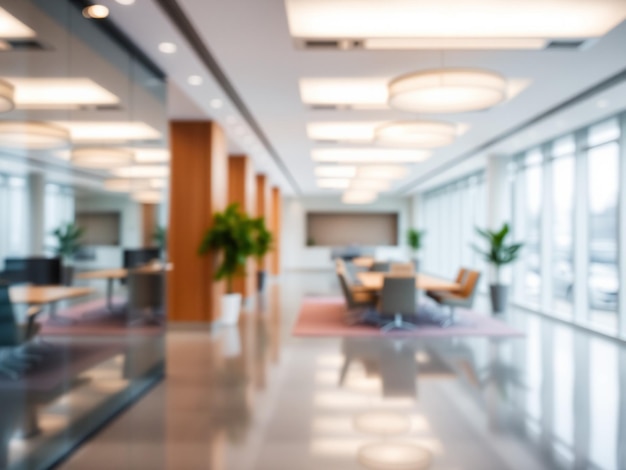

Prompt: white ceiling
xmin=105 ymin=0 xmax=626 ymax=196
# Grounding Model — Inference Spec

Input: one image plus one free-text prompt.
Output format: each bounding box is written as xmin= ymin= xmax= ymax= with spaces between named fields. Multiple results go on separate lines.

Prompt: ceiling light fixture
xmin=342 ymin=190 xmax=378 ymax=205
xmin=300 ymin=78 xmax=388 ymax=108
xmin=103 ymin=178 xmax=151 ymax=192
xmin=0 ymin=7 xmax=36 ymax=39
xmin=317 ymin=178 xmax=350 ymax=189
xmin=315 ymin=165 xmax=357 ymax=178
xmin=312 ymin=148 xmax=430 ymax=163
xmin=72 ymin=147 xmax=134 ymax=169
xmin=0 ymin=78 xmax=14 ymax=113
xmin=158 ymin=42 xmax=177 ymax=54
xmin=388 ymin=68 xmax=507 ymax=113
xmin=357 ymin=165 xmax=407 ymax=179
xmin=375 ymin=121 xmax=457 ymax=148
xmin=54 ymin=121 xmax=162 ymax=142
xmin=132 ymin=148 xmax=169 ymax=163
xmin=350 ymin=179 xmax=391 ymax=191
xmin=82 ymin=5 xmax=109 ymax=19
xmin=115 ymin=0 xmax=136 ymax=5
xmin=210 ymin=98 xmax=223 ymax=109
xmin=188 ymin=75 xmax=203 ymax=86
xmin=132 ymin=190 xmax=163 ymax=204
xmin=0 ymin=121 xmax=70 ymax=150
xmin=113 ymin=165 xmax=169 ymax=178
xmin=363 ymin=37 xmax=547 ymax=50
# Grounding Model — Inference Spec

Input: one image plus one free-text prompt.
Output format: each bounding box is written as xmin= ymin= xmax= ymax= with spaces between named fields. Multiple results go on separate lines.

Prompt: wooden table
xmin=10 ymin=286 xmax=94 ymax=321
xmin=357 ymin=272 xmax=460 ymax=292
xmin=352 ymin=257 xmax=375 ymax=269
xmin=77 ymin=264 xmax=171 ymax=311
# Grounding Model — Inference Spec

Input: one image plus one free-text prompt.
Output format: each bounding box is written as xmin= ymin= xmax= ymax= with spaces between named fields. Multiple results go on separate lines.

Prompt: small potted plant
xmin=407 ymin=228 xmax=425 ymax=271
xmin=153 ymin=225 xmax=167 ymax=260
xmin=52 ymin=222 xmax=84 ymax=286
xmin=198 ymin=204 xmax=255 ymax=326
xmin=473 ymin=223 xmax=523 ymax=313
xmin=250 ymin=217 xmax=273 ymax=292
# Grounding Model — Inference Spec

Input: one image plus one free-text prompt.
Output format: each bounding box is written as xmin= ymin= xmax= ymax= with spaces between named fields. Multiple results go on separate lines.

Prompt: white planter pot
xmin=221 ymin=293 xmax=242 ymax=326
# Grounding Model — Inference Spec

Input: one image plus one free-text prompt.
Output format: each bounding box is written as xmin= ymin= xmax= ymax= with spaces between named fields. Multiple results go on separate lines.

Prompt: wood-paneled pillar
xmin=228 ymin=155 xmax=256 ymax=298
xmin=255 ymin=174 xmax=272 ymax=271
xmin=270 ymin=186 xmax=282 ymax=276
xmin=141 ymin=203 xmax=158 ymax=248
xmin=168 ymin=121 xmax=228 ymax=323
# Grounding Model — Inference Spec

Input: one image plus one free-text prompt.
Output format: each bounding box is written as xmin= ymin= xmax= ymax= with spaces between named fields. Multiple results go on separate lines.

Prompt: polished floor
xmin=57 ymin=272 xmax=625 ymax=470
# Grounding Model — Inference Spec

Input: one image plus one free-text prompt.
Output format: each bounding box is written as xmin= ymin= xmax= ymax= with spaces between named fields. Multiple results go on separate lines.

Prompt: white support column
xmin=486 ymin=155 xmax=512 ymax=284
xmin=540 ymin=143 xmax=553 ymax=311
xmin=618 ymin=112 xmax=626 ymax=338
xmin=573 ymin=129 xmax=589 ymax=325
xmin=27 ymin=172 xmax=45 ymax=256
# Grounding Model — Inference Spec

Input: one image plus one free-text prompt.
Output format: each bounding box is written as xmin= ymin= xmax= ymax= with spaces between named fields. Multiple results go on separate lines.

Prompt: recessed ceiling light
xmin=315 ymin=165 xmax=357 ymax=178
xmin=312 ymin=148 xmax=430 ymax=163
xmin=285 ymin=0 xmax=626 ymax=40
xmin=596 ymin=99 xmax=609 ymax=109
xmin=115 ymin=0 xmax=136 ymax=5
xmin=187 ymin=75 xmax=203 ymax=86
xmin=388 ymin=68 xmax=507 ymax=113
xmin=158 ymin=42 xmax=177 ymax=54
xmin=113 ymin=166 xmax=169 ymax=178
xmin=0 ymin=7 xmax=36 ymax=39
xmin=82 ymin=5 xmax=109 ymax=19
xmin=72 ymin=147 xmax=134 ymax=169
xmin=3 ymin=77 xmax=119 ymax=109
xmin=375 ymin=121 xmax=457 ymax=148
xmin=317 ymin=178 xmax=350 ymax=189
xmin=54 ymin=121 xmax=162 ymax=142
xmin=0 ymin=121 xmax=70 ymax=150
xmin=210 ymin=98 xmax=223 ymax=109
xmin=363 ymin=38 xmax=547 ymax=50
xmin=342 ymin=190 xmax=377 ymax=204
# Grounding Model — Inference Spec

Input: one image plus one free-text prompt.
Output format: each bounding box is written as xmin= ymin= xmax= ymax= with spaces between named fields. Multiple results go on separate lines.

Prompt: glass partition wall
xmin=0 ymin=1 xmax=167 ymax=468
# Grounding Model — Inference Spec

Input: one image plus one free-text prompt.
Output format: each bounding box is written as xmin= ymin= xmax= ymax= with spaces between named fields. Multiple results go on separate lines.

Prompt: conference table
xmin=357 ymin=272 xmax=460 ymax=292
xmin=77 ymin=264 xmax=172 ymax=312
xmin=9 ymin=285 xmax=94 ymax=322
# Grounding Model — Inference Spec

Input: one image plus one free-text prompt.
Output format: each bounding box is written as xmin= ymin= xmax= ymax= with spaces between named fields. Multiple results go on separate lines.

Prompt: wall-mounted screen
xmin=306 ymin=212 xmax=399 ymax=246
xmin=76 ymin=212 xmax=121 ymax=246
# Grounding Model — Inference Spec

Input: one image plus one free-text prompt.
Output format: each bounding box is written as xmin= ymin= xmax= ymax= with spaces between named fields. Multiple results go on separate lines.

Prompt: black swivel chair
xmin=123 ymin=249 xmax=161 ymax=269
xmin=0 ymin=282 xmax=42 ymax=380
xmin=379 ymin=276 xmax=418 ymax=332
xmin=3 ymin=257 xmax=62 ymax=285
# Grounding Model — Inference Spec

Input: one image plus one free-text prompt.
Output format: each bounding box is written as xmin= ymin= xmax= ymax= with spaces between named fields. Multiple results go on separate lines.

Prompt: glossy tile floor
xmin=57 ymin=273 xmax=626 ymax=470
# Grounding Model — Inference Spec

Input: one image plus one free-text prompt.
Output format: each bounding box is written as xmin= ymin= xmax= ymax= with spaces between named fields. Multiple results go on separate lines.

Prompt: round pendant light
xmin=0 ymin=121 xmax=70 ymax=150
xmin=388 ymin=68 xmax=506 ymax=113
xmin=0 ymin=79 xmax=15 ymax=113
xmin=72 ymin=147 xmax=134 ymax=169
xmin=132 ymin=190 xmax=162 ymax=204
xmin=375 ymin=120 xmax=456 ymax=148
xmin=357 ymin=442 xmax=432 ymax=470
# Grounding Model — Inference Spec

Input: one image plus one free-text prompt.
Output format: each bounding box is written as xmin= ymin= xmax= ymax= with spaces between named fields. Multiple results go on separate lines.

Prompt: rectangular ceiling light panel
xmin=317 ymin=178 xmax=351 ymax=189
xmin=307 ymin=122 xmax=381 ymax=142
xmin=286 ymin=0 xmax=626 ymax=40
xmin=363 ymin=38 xmax=548 ymax=50
xmin=5 ymin=78 xmax=120 ymax=109
xmin=54 ymin=121 xmax=162 ymax=142
xmin=315 ymin=165 xmax=357 ymax=178
xmin=312 ymin=148 xmax=430 ymax=163
xmin=0 ymin=7 xmax=36 ymax=39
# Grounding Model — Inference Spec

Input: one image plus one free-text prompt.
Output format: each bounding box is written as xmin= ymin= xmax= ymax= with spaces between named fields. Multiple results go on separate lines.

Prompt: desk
xmin=352 ymin=257 xmax=375 ymax=269
xmin=10 ymin=286 xmax=94 ymax=321
xmin=77 ymin=264 xmax=171 ymax=311
xmin=357 ymin=272 xmax=460 ymax=292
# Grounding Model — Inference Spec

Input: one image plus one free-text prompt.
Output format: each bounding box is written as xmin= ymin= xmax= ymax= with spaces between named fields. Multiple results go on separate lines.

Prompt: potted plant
xmin=250 ymin=217 xmax=273 ymax=292
xmin=153 ymin=225 xmax=167 ymax=260
xmin=198 ymin=204 xmax=255 ymax=326
xmin=52 ymin=222 xmax=84 ymax=286
xmin=473 ymin=223 xmax=523 ymax=313
xmin=407 ymin=228 xmax=425 ymax=271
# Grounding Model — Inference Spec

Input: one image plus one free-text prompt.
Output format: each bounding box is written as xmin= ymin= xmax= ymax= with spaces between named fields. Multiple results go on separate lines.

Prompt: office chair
xmin=379 ymin=276 xmax=417 ymax=332
xmin=3 ymin=257 xmax=62 ymax=285
xmin=426 ymin=267 xmax=467 ymax=303
xmin=433 ymin=270 xmax=481 ymax=327
xmin=123 ymin=248 xmax=161 ymax=269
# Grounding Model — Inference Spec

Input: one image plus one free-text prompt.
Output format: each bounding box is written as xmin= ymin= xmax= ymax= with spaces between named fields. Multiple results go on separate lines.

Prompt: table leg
xmin=47 ymin=301 xmax=73 ymax=325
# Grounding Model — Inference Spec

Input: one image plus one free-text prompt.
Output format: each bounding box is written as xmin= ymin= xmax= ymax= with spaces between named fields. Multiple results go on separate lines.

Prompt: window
xmin=0 ymin=175 xmax=29 ymax=266
xmin=520 ymin=150 xmax=543 ymax=306
xmin=44 ymin=183 xmax=75 ymax=253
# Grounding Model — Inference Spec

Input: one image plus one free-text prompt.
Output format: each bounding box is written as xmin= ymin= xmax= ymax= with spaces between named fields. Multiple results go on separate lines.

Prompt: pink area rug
xmin=41 ymin=297 xmax=164 ymax=336
xmin=293 ymin=297 xmax=524 ymax=338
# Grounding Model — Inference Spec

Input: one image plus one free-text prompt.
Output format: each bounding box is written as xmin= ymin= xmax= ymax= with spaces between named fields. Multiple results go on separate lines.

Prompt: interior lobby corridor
xmin=56 ymin=273 xmax=625 ymax=470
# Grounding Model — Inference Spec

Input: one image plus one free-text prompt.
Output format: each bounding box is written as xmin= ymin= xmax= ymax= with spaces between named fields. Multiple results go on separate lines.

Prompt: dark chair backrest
xmin=337 ymin=272 xmax=357 ymax=310
xmin=380 ymin=276 xmax=416 ymax=315
xmin=127 ymin=270 xmax=165 ymax=311
xmin=123 ymin=249 xmax=161 ymax=269
xmin=0 ymin=282 xmax=19 ymax=346
xmin=3 ymin=257 xmax=62 ymax=285
xmin=370 ymin=262 xmax=390 ymax=273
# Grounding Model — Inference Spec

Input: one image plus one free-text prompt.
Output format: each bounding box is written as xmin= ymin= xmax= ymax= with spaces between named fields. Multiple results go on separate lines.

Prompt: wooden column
xmin=255 ymin=174 xmax=272 ymax=271
xmin=270 ymin=186 xmax=282 ymax=276
xmin=141 ymin=203 xmax=158 ymax=247
xmin=228 ymin=155 xmax=256 ymax=298
xmin=168 ymin=121 xmax=228 ymax=323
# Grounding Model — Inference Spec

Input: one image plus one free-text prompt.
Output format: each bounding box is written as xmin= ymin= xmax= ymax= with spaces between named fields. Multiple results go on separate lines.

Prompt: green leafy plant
xmin=407 ymin=228 xmax=425 ymax=254
xmin=52 ymin=222 xmax=84 ymax=263
xmin=250 ymin=217 xmax=273 ymax=263
xmin=473 ymin=223 xmax=523 ymax=283
xmin=198 ymin=204 xmax=256 ymax=294
xmin=153 ymin=225 xmax=167 ymax=251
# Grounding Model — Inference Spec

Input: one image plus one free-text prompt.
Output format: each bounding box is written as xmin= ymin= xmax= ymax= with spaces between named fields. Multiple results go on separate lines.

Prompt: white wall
xmin=282 ymin=196 xmax=412 ymax=271
xmin=74 ymin=192 xmax=142 ymax=269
